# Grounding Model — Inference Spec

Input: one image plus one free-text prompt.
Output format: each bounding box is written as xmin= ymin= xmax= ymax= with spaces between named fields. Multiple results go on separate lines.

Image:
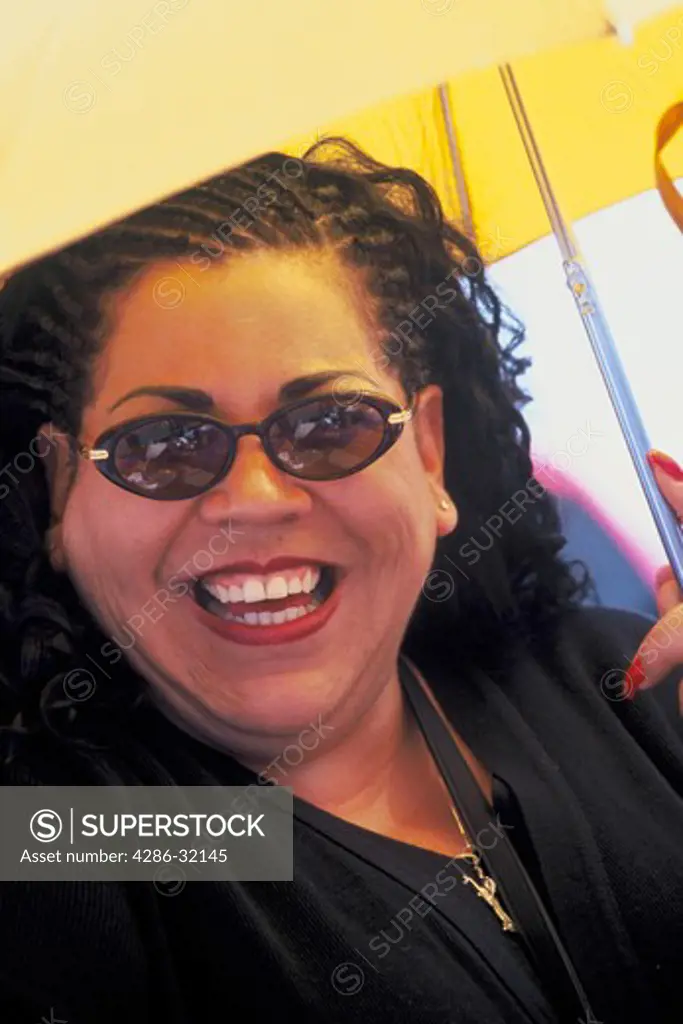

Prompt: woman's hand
xmin=625 ymin=450 xmax=683 ymax=707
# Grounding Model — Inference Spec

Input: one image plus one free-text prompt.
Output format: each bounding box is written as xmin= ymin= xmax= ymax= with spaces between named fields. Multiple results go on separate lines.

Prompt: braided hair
xmin=0 ymin=138 xmax=591 ymax=748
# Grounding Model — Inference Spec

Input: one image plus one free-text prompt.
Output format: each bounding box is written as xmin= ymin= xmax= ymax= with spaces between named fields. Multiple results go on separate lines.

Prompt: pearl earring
xmin=439 ymin=497 xmax=451 ymax=510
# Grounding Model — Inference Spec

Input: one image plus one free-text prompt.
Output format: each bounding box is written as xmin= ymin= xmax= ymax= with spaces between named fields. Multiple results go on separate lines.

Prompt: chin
xmin=149 ymin=659 xmax=339 ymax=736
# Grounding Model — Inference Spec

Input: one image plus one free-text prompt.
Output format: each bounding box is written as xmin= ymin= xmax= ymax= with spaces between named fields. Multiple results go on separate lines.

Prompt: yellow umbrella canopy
xmin=0 ymin=0 xmax=679 ymax=276
xmin=285 ymin=7 xmax=683 ymax=260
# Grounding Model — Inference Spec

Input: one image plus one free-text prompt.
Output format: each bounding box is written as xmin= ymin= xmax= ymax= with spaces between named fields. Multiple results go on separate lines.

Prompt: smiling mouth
xmin=192 ymin=565 xmax=337 ymax=626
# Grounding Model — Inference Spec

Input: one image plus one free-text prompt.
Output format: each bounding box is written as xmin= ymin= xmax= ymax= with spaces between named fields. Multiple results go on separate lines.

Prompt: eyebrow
xmin=107 ymin=370 xmax=382 ymax=413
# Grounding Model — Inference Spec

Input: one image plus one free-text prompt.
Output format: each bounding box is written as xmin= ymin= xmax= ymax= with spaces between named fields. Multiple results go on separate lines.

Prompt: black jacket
xmin=1 ymin=606 xmax=682 ymax=1023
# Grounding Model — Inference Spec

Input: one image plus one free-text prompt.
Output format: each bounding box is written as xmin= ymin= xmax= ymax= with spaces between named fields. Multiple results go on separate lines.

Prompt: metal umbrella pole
xmin=438 ymin=69 xmax=683 ymax=591
xmin=438 ymin=84 xmax=476 ymax=242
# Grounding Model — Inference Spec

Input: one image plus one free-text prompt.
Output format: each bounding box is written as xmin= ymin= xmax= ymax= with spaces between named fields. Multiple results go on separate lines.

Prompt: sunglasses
xmin=78 ymin=391 xmax=415 ymax=500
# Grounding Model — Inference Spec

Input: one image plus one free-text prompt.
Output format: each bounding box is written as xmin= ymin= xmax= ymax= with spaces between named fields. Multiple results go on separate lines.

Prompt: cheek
xmin=61 ymin=476 xmax=174 ymax=604
xmin=331 ymin=447 xmax=438 ymax=577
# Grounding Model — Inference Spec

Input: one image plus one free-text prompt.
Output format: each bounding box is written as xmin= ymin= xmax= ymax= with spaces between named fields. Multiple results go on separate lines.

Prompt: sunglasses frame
xmin=78 ymin=390 xmax=416 ymax=500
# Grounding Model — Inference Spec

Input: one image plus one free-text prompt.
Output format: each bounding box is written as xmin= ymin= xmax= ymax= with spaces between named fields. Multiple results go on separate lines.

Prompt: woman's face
xmin=46 ymin=249 xmax=456 ymax=755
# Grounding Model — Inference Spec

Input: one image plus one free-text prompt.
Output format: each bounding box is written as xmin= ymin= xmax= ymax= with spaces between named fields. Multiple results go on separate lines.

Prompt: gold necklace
xmin=405 ymin=657 xmax=517 ymax=934
xmin=448 ymin=799 xmax=517 ymax=933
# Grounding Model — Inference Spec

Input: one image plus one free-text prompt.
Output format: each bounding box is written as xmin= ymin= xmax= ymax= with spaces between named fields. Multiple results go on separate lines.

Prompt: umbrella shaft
xmin=501 ymin=62 xmax=683 ymax=589
xmin=565 ymin=258 xmax=683 ymax=590
xmin=500 ymin=64 xmax=580 ymax=259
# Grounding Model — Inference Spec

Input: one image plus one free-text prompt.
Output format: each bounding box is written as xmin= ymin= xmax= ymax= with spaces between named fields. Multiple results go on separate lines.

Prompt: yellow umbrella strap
xmin=655 ymin=102 xmax=683 ymax=232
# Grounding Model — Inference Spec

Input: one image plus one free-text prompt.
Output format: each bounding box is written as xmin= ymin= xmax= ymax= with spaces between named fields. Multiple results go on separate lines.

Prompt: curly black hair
xmin=0 ymin=137 xmax=591 ymax=748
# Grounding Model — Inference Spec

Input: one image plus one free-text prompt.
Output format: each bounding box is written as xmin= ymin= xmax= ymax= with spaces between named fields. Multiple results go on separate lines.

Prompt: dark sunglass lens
xmin=113 ymin=419 xmax=231 ymax=497
xmin=269 ymin=398 xmax=387 ymax=479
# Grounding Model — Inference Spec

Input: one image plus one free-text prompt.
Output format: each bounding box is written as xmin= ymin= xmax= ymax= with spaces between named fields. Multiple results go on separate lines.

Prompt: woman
xmin=0 ymin=139 xmax=681 ymax=1024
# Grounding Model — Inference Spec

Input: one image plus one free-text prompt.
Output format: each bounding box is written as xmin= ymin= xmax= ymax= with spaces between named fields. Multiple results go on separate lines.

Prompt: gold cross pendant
xmin=462 ymin=872 xmax=517 ymax=932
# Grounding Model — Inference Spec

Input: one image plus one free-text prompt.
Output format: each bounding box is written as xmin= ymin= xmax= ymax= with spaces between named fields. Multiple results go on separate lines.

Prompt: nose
xmin=196 ymin=434 xmax=313 ymax=526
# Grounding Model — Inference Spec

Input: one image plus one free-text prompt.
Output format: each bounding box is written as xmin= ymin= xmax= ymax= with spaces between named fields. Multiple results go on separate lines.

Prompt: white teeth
xmin=243 ymin=579 xmax=266 ymax=604
xmin=212 ymin=600 xmax=322 ymax=626
xmin=265 ymin=576 xmax=289 ymax=600
xmin=302 ymin=568 xmax=320 ymax=594
xmin=203 ymin=565 xmax=325 ymax=605
xmin=204 ymin=581 xmax=247 ymax=604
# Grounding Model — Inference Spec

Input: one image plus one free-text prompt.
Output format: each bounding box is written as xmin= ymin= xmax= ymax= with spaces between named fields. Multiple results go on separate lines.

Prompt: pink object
xmin=532 ymin=459 xmax=657 ymax=592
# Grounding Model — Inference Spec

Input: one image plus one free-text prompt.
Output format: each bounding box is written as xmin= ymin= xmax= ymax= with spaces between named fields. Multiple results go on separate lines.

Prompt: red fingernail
xmin=625 ymin=655 xmax=646 ymax=697
xmin=647 ymin=450 xmax=683 ymax=482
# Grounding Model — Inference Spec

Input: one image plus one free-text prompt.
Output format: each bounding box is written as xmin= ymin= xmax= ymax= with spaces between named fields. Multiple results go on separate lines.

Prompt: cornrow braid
xmin=0 ymin=137 xmax=592 ymax=748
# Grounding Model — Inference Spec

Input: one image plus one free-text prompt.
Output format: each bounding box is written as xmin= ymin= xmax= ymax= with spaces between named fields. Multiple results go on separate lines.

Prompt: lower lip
xmin=191 ymin=581 xmax=342 ymax=646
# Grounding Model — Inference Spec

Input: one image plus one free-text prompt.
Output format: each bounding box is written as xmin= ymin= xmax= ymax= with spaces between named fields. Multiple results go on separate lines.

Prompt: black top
xmin=295 ymin=775 xmax=557 ymax=1022
xmin=1 ymin=606 xmax=683 ymax=1023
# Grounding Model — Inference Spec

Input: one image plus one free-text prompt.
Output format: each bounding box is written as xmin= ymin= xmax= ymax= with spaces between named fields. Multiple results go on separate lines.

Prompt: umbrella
xmin=0 ymin=0 xmax=678 ymax=276
xmin=284 ymin=7 xmax=683 ymax=261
